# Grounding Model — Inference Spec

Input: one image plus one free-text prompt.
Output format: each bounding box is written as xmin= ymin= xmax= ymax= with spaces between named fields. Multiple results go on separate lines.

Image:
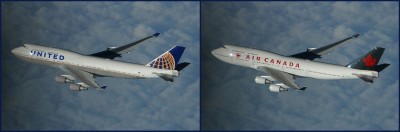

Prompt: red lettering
xmin=295 ymin=63 xmax=300 ymax=68
xmin=270 ymin=59 xmax=274 ymax=64
xmin=246 ymin=55 xmax=250 ymax=59
xmin=283 ymin=61 xmax=287 ymax=66
xmin=256 ymin=56 xmax=260 ymax=61
xmin=264 ymin=58 xmax=269 ymax=62
xmin=289 ymin=62 xmax=293 ymax=66
xmin=252 ymin=56 xmax=254 ymax=60
xmin=276 ymin=60 xmax=281 ymax=64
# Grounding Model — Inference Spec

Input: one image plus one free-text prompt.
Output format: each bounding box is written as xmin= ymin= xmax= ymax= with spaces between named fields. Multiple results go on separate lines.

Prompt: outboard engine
xmin=69 ymin=83 xmax=88 ymax=91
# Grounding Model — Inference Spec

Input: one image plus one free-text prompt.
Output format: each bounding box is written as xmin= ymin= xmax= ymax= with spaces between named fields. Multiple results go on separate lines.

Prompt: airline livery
xmin=11 ymin=33 xmax=190 ymax=91
xmin=212 ymin=33 xmax=390 ymax=92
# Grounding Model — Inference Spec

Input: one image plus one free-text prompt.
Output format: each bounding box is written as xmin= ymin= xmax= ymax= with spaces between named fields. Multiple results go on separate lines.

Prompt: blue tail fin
xmin=146 ymin=46 xmax=185 ymax=70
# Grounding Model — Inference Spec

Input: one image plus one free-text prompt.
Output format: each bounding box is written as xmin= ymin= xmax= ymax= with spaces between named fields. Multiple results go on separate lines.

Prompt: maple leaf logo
xmin=236 ymin=53 xmax=241 ymax=58
xmin=362 ymin=54 xmax=376 ymax=68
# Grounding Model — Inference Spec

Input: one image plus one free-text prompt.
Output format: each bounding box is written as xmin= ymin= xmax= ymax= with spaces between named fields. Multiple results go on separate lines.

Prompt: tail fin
xmin=145 ymin=46 xmax=186 ymax=70
xmin=346 ymin=47 xmax=390 ymax=72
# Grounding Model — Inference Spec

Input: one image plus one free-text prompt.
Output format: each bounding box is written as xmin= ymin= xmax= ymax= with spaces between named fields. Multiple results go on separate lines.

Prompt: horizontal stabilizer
xmin=374 ymin=63 xmax=390 ymax=72
xmin=353 ymin=74 xmax=374 ymax=83
xmin=175 ymin=62 xmax=190 ymax=71
xmin=154 ymin=73 xmax=174 ymax=82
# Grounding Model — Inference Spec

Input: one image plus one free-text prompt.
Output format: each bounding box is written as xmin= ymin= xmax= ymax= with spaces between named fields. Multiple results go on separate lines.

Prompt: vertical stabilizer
xmin=346 ymin=47 xmax=389 ymax=72
xmin=145 ymin=46 xmax=186 ymax=70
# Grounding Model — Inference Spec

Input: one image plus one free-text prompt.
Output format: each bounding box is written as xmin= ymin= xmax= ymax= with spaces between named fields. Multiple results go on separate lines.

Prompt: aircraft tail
xmin=145 ymin=46 xmax=190 ymax=71
xmin=346 ymin=47 xmax=390 ymax=72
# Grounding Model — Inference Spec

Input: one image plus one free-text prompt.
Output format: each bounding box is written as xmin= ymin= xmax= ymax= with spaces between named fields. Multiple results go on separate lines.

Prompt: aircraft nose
xmin=211 ymin=47 xmax=226 ymax=57
xmin=11 ymin=46 xmax=26 ymax=55
xmin=211 ymin=49 xmax=218 ymax=57
xmin=11 ymin=48 xmax=18 ymax=54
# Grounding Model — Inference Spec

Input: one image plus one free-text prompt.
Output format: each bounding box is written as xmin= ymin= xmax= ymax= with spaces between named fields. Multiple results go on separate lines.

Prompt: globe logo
xmin=147 ymin=52 xmax=175 ymax=70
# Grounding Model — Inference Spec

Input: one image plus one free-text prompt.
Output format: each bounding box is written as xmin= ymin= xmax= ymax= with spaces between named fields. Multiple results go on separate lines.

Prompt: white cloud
xmin=333 ymin=25 xmax=355 ymax=39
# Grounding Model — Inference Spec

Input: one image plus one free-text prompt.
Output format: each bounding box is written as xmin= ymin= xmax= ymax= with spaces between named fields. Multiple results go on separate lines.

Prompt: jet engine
xmin=255 ymin=76 xmax=273 ymax=84
xmin=55 ymin=75 xmax=74 ymax=83
xmin=269 ymin=84 xmax=288 ymax=92
xmin=69 ymin=83 xmax=88 ymax=91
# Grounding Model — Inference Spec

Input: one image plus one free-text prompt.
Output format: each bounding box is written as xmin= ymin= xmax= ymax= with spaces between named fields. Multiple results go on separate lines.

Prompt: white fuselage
xmin=212 ymin=45 xmax=378 ymax=80
xmin=11 ymin=44 xmax=179 ymax=79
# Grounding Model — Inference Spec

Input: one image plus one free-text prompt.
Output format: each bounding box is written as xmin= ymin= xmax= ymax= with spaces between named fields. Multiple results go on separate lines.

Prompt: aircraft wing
xmin=257 ymin=66 xmax=303 ymax=89
xmin=154 ymin=73 xmax=175 ymax=82
xmin=289 ymin=33 xmax=360 ymax=60
xmin=90 ymin=32 xmax=160 ymax=59
xmin=61 ymin=66 xmax=101 ymax=88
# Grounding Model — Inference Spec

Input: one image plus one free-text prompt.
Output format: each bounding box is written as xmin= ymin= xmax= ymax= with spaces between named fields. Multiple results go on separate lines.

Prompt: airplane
xmin=211 ymin=33 xmax=390 ymax=92
xmin=11 ymin=32 xmax=190 ymax=91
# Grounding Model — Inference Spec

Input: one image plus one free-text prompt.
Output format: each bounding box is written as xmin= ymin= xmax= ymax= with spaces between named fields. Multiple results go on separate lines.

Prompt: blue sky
xmin=201 ymin=2 xmax=398 ymax=130
xmin=2 ymin=2 xmax=199 ymax=130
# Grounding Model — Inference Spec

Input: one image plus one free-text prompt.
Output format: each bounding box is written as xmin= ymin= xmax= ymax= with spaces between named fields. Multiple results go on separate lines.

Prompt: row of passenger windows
xmin=307 ymin=70 xmax=341 ymax=77
xmin=238 ymin=58 xmax=342 ymax=77
xmin=25 ymin=54 xmax=139 ymax=76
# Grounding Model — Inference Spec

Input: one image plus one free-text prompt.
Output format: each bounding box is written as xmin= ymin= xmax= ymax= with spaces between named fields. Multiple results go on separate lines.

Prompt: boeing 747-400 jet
xmin=211 ymin=33 xmax=389 ymax=92
xmin=11 ymin=33 xmax=190 ymax=91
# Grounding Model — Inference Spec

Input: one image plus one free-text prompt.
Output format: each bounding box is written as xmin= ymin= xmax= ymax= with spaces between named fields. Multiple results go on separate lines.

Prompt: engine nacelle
xmin=255 ymin=76 xmax=273 ymax=84
xmin=55 ymin=76 xmax=74 ymax=83
xmin=269 ymin=84 xmax=288 ymax=92
xmin=69 ymin=83 xmax=88 ymax=91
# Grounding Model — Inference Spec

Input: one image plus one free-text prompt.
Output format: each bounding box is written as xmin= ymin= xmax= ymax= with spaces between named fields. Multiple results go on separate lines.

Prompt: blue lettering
xmin=37 ymin=51 xmax=42 ymax=57
xmin=59 ymin=55 xmax=64 ymax=60
xmin=31 ymin=49 xmax=64 ymax=60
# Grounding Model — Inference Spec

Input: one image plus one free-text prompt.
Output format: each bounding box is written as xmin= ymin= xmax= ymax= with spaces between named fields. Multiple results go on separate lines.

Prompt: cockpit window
xmin=23 ymin=44 xmax=30 ymax=48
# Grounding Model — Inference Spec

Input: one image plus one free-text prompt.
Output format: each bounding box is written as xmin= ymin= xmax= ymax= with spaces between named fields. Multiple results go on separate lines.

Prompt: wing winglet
xmin=298 ymin=87 xmax=307 ymax=91
xmin=353 ymin=33 xmax=360 ymax=38
xmin=153 ymin=32 xmax=160 ymax=37
xmin=100 ymin=86 xmax=107 ymax=89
